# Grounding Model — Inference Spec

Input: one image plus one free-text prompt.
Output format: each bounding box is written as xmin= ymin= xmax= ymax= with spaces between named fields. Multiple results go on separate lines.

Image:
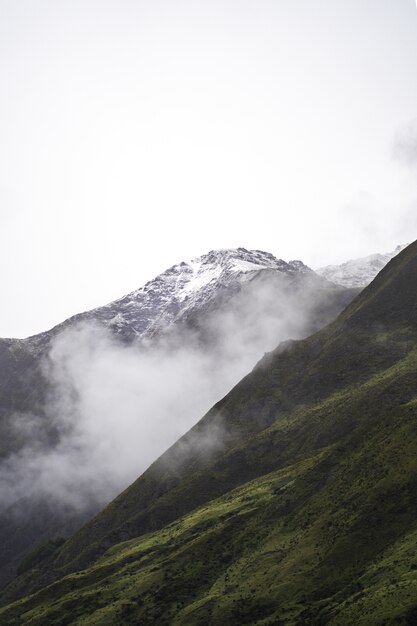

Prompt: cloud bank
xmin=0 ymin=274 xmax=346 ymax=516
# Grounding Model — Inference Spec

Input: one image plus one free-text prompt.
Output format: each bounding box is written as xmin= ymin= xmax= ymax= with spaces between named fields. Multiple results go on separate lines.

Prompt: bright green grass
xmin=0 ymin=453 xmax=323 ymax=625
xmin=2 ymin=391 xmax=417 ymax=626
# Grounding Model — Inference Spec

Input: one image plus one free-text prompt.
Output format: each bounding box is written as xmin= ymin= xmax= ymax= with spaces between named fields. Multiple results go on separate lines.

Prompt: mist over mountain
xmin=2 ymin=243 xmax=417 ymax=625
xmin=316 ymin=243 xmax=407 ymax=288
xmin=0 ymin=247 xmax=357 ymax=585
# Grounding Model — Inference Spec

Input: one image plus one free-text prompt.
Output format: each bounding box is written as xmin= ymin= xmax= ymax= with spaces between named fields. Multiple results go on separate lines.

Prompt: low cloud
xmin=0 ymin=273 xmax=346 ymax=516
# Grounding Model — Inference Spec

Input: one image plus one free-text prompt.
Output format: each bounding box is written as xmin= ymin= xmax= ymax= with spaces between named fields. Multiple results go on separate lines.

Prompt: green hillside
xmin=1 ymin=242 xmax=417 ymax=625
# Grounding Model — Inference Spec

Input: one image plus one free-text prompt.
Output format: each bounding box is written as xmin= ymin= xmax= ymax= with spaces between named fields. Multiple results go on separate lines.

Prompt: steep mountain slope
xmin=2 ymin=242 xmax=417 ymax=624
xmin=0 ymin=249 xmax=356 ymax=587
xmin=316 ymin=243 xmax=406 ymax=287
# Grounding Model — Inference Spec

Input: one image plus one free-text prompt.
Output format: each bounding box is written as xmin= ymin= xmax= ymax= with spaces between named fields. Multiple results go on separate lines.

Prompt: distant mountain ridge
xmin=316 ymin=243 xmax=407 ymax=288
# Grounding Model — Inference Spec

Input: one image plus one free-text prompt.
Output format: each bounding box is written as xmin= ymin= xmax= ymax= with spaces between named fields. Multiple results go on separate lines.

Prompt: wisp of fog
xmin=0 ymin=273 xmax=344 ymax=517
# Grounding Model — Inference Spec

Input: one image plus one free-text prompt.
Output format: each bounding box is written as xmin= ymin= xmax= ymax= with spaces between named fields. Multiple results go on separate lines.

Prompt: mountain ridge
xmin=29 ymin=248 xmax=319 ymax=343
xmin=316 ymin=243 xmax=407 ymax=288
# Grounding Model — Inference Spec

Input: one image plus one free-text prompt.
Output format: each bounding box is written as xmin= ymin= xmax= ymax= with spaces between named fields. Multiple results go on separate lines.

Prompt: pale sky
xmin=1 ymin=0 xmax=417 ymax=338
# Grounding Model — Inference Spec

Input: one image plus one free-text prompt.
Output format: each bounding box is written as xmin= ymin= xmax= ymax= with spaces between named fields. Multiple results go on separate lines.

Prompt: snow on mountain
xmin=60 ymin=248 xmax=317 ymax=341
xmin=316 ymin=244 xmax=407 ymax=289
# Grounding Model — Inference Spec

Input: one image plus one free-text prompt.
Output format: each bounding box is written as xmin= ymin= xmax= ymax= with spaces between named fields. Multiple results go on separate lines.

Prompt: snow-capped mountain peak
xmin=133 ymin=247 xmax=303 ymax=300
xmin=80 ymin=248 xmax=316 ymax=338
xmin=316 ymin=244 xmax=407 ymax=288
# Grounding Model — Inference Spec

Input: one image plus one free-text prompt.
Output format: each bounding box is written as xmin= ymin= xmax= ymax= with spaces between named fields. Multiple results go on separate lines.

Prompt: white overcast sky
xmin=1 ymin=0 xmax=417 ymax=337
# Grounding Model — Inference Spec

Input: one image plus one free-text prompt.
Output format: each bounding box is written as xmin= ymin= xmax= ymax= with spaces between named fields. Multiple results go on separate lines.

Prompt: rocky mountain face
xmin=316 ymin=243 xmax=407 ymax=288
xmin=0 ymin=248 xmax=357 ymax=587
xmin=2 ymin=242 xmax=417 ymax=625
xmin=48 ymin=248 xmax=328 ymax=340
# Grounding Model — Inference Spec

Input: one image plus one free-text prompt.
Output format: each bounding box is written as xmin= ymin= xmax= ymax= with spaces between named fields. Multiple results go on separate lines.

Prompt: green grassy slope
xmin=2 ymin=241 xmax=417 ymax=624
xmin=2 ymin=386 xmax=417 ymax=625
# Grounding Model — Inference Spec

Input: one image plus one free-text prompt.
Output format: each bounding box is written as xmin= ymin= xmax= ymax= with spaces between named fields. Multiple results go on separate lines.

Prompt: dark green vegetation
xmin=16 ymin=539 xmax=66 ymax=577
xmin=2 ymin=243 xmax=417 ymax=624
